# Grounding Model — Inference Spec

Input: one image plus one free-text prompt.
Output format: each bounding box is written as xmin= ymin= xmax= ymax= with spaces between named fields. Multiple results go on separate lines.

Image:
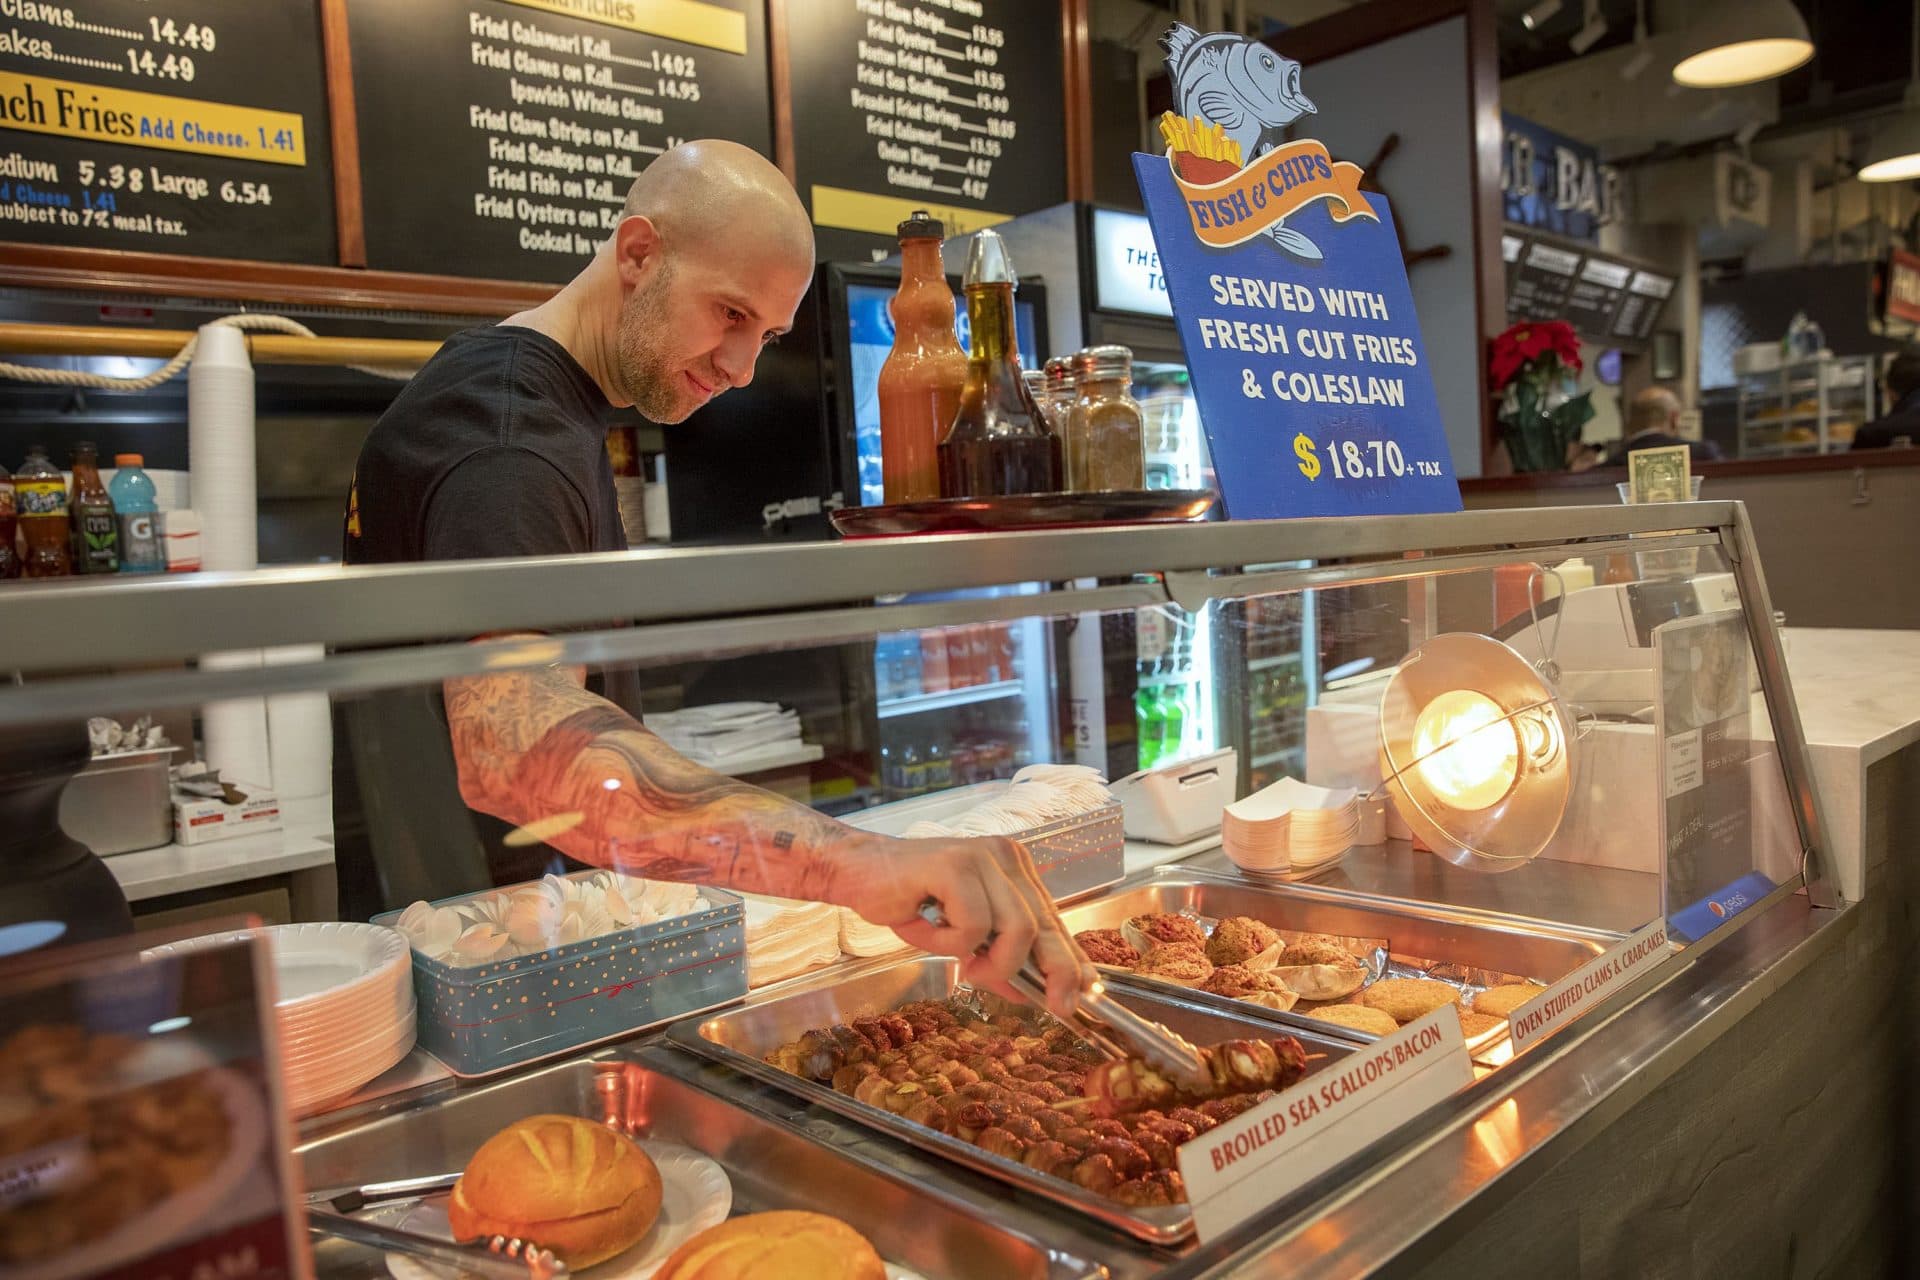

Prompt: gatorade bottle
xmin=0 ymin=461 xmax=19 ymax=580
xmin=13 ymin=445 xmax=72 ymax=578
xmin=109 ymin=454 xmax=163 ymax=573
xmin=69 ymin=442 xmax=118 ymax=574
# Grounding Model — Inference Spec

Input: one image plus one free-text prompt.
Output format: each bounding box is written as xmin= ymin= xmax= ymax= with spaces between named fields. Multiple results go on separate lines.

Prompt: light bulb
xmin=1411 ymin=690 xmax=1521 ymax=812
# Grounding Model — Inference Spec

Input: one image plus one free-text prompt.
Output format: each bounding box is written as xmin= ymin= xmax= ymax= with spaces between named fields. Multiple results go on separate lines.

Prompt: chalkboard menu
xmin=345 ymin=0 xmax=771 ymax=283
xmin=785 ymin=0 xmax=1067 ymax=262
xmin=1562 ymin=254 xmax=1630 ymax=336
xmin=1611 ymin=268 xmax=1675 ymax=341
xmin=0 ymin=1 xmax=335 ymax=263
xmin=1507 ymin=239 xmax=1578 ymax=322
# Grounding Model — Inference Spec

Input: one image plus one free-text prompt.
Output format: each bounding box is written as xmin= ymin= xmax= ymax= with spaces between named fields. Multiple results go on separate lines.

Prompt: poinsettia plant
xmin=1489 ymin=321 xmax=1594 ymax=472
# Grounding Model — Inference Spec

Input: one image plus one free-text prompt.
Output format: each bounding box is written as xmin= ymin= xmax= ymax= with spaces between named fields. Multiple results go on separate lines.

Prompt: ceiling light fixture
xmin=1570 ymin=0 xmax=1607 ymax=55
xmin=1521 ymin=0 xmax=1563 ymax=33
xmin=1619 ymin=0 xmax=1652 ymax=79
xmin=1672 ymin=0 xmax=1814 ymax=88
xmin=1860 ymin=12 xmax=1920 ymax=182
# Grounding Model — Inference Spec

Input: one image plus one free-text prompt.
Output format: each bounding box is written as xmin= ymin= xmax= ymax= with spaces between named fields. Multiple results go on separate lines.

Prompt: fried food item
xmin=1074 ymin=928 xmax=1140 ymax=967
xmin=1471 ymin=982 xmax=1545 ymax=1018
xmin=1305 ymin=1004 xmax=1399 ymax=1036
xmin=1200 ymin=965 xmax=1299 ymax=1011
xmin=1356 ymin=978 xmax=1461 ymax=1024
xmin=1456 ymin=1009 xmax=1504 ymax=1038
xmin=1205 ymin=916 xmax=1280 ymax=967
xmin=1272 ymin=962 xmax=1366 ymax=1002
xmin=1277 ymin=936 xmax=1360 ymax=968
xmin=1127 ymin=913 xmax=1207 ymax=949
xmin=1131 ymin=942 xmax=1213 ymax=985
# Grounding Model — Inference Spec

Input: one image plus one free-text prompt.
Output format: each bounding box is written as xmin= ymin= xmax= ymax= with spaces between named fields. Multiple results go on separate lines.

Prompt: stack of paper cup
xmin=187 ymin=323 xmax=256 ymax=572
xmin=1223 ymin=777 xmax=1360 ymax=877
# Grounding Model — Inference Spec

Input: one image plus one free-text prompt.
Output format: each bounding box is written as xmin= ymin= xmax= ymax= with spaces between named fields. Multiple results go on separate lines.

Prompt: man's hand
xmin=826 ymin=832 xmax=1095 ymax=1021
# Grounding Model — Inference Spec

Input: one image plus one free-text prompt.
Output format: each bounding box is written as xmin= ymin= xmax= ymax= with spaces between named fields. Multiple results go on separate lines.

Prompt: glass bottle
xmin=1065 ymin=346 xmax=1147 ymax=493
xmin=1022 ymin=369 xmax=1051 ymax=430
xmin=877 ymin=210 xmax=968 ymax=504
xmin=69 ymin=443 xmax=118 ymax=574
xmin=0 ymin=461 xmax=18 ymax=581
xmin=1044 ymin=357 xmax=1077 ymax=435
xmin=937 ymin=229 xmax=1062 ymax=498
xmin=14 ymin=444 xmax=72 ymax=578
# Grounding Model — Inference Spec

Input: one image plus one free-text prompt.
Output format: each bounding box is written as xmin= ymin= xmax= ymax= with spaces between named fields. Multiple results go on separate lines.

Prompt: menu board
xmin=1506 ymin=239 xmax=1579 ymax=322
xmin=1562 ymin=254 xmax=1630 ymax=336
xmin=1611 ymin=268 xmax=1676 ymax=341
xmin=345 ymin=0 xmax=771 ymax=283
xmin=0 ymin=0 xmax=335 ymax=263
xmin=786 ymin=0 xmax=1067 ymax=261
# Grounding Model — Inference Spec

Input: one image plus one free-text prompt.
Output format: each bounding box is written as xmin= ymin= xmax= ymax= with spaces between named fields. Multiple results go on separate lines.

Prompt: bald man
xmin=1602 ymin=386 xmax=1723 ymax=466
xmin=341 ymin=142 xmax=1091 ymax=1014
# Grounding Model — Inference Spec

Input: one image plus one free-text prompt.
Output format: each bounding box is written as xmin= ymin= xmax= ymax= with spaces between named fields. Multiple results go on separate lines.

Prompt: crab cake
xmin=1126 ymin=913 xmax=1208 ymax=949
xmin=1132 ymin=942 xmax=1212 ymax=985
xmin=1200 ymin=965 xmax=1299 ymax=1010
xmin=1277 ymin=937 xmax=1361 ymax=969
xmin=1471 ymin=983 xmax=1545 ymax=1018
xmin=1305 ymin=1004 xmax=1399 ymax=1037
xmin=1074 ymin=929 xmax=1139 ymax=968
xmin=1355 ymin=978 xmax=1460 ymax=1024
xmin=1456 ymin=1009 xmax=1505 ymax=1038
xmin=1205 ymin=916 xmax=1281 ymax=967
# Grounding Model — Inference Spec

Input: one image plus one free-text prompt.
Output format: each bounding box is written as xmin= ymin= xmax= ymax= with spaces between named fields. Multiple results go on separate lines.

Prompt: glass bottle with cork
xmin=937 ymin=229 xmax=1061 ymax=498
xmin=877 ymin=209 xmax=968 ymax=504
xmin=68 ymin=443 xmax=118 ymax=574
xmin=1064 ymin=345 xmax=1147 ymax=492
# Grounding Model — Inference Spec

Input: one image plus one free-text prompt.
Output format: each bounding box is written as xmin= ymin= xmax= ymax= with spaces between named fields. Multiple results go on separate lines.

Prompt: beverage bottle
xmin=900 ymin=739 xmax=927 ymax=796
xmin=995 ymin=622 xmax=1018 ymax=681
xmin=0 ymin=462 xmax=18 ymax=581
xmin=68 ymin=444 xmax=118 ymax=574
xmin=109 ymin=454 xmax=163 ymax=573
xmin=938 ymin=229 xmax=1062 ymax=498
xmin=925 ymin=734 xmax=953 ymax=790
xmin=1160 ymin=681 xmax=1187 ymax=763
xmin=877 ymin=210 xmax=968 ymax=504
xmin=974 ymin=623 xmax=1000 ymax=684
xmin=898 ymin=629 xmax=922 ymax=698
xmin=878 ymin=740 xmax=897 ymax=799
xmin=13 ymin=444 xmax=72 ymax=578
xmin=919 ymin=628 xmax=950 ymax=694
xmin=944 ymin=627 xmax=973 ymax=689
xmin=1136 ymin=668 xmax=1162 ymax=771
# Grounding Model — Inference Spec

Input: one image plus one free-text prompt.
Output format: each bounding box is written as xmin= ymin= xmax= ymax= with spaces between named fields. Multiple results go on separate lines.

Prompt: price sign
xmin=1131 ymin=30 xmax=1458 ymax=520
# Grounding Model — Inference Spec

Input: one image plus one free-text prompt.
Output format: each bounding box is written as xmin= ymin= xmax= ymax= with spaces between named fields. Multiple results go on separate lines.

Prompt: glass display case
xmin=0 ymin=503 xmax=1836 ymax=1278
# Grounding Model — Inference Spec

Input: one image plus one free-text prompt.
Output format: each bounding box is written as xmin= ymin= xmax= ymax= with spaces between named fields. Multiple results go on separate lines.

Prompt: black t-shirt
xmin=336 ymin=325 xmax=637 ymax=918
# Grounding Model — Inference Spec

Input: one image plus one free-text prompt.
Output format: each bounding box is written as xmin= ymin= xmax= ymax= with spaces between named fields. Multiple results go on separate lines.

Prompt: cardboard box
xmin=172 ymin=777 xmax=283 ymax=846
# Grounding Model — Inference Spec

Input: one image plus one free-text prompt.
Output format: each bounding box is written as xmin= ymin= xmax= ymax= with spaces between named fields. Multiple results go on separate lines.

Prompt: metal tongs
xmin=917 ymin=899 xmax=1211 ymax=1091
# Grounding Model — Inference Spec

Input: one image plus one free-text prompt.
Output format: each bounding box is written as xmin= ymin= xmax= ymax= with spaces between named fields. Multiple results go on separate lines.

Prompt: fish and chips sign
xmin=1135 ymin=24 xmax=1461 ymax=519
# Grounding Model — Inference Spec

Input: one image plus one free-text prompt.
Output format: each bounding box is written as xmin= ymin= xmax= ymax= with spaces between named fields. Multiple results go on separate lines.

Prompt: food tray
xmin=297 ymin=1056 xmax=1094 ymax=1280
xmin=843 ymin=784 xmax=1125 ymax=903
xmin=1062 ymin=868 xmax=1618 ymax=1061
xmin=664 ymin=953 xmax=1360 ymax=1245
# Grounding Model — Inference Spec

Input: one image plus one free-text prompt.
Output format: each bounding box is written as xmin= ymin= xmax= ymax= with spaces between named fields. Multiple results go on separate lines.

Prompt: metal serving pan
xmin=664 ymin=953 xmax=1360 ymax=1246
xmin=297 ymin=1055 xmax=1093 ymax=1280
xmin=1063 ymin=867 xmax=1620 ymax=1057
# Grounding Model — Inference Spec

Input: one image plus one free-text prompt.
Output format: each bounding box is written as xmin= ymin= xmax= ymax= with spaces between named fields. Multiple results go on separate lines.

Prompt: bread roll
xmin=655 ymin=1211 xmax=885 ymax=1280
xmin=447 ymin=1114 xmax=662 ymax=1268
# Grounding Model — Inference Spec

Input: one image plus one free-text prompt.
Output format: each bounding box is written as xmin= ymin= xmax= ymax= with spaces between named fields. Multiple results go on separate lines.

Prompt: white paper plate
xmin=287 ymin=1025 xmax=417 ymax=1115
xmin=28 ymin=1066 xmax=269 ymax=1280
xmin=145 ymin=923 xmax=410 ymax=1012
xmin=381 ymin=1141 xmax=731 ymax=1280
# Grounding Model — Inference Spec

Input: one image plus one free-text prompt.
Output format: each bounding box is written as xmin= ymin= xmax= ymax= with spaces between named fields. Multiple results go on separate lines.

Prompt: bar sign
xmin=1507 ymin=919 xmax=1674 ymax=1053
xmin=1178 ymin=1006 xmax=1473 ymax=1243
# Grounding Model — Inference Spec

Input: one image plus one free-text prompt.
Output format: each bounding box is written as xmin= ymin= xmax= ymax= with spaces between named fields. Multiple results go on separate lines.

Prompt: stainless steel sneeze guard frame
xmin=664 ymin=952 xmax=1365 ymax=1247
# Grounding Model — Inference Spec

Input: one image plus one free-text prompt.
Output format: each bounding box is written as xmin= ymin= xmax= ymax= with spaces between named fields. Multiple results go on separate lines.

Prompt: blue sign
xmin=1668 ymin=871 xmax=1775 ymax=944
xmin=1132 ymin=150 xmax=1461 ymax=519
xmin=1501 ymin=113 xmax=1621 ymax=243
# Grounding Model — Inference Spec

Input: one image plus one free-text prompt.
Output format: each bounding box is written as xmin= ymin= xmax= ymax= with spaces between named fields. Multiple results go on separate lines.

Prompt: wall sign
xmin=1501 ymin=112 xmax=1620 ymax=242
xmin=1177 ymin=1005 xmax=1473 ymax=1243
xmin=1133 ymin=24 xmax=1460 ymax=520
xmin=344 ymin=0 xmax=770 ymax=283
xmin=784 ymin=0 xmax=1066 ymax=262
xmin=0 ymin=0 xmax=335 ymax=263
xmin=1884 ymin=249 xmax=1920 ymax=326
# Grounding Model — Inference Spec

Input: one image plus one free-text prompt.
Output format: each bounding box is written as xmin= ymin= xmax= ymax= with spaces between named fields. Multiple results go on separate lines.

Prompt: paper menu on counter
xmin=1177 ymin=1006 xmax=1473 ymax=1244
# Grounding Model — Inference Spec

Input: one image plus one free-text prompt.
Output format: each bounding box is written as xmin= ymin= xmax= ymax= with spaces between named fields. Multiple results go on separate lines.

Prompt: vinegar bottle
xmin=876 ymin=210 xmax=967 ymax=504
xmin=937 ymin=229 xmax=1061 ymax=498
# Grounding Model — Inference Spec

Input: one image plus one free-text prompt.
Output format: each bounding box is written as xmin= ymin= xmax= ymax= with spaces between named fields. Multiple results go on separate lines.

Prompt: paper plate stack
xmin=146 ymin=922 xmax=416 ymax=1117
xmin=1222 ymin=777 xmax=1360 ymax=879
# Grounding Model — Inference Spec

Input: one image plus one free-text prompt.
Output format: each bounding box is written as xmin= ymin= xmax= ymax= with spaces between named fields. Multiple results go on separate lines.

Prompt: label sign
xmin=1885 ymin=249 xmax=1920 ymax=326
xmin=1508 ymin=919 xmax=1674 ymax=1053
xmin=0 ymin=0 xmax=335 ymax=263
xmin=1091 ymin=206 xmax=1171 ymax=317
xmin=1133 ymin=153 xmax=1460 ymax=519
xmin=1178 ymin=1006 xmax=1472 ymax=1243
xmin=1668 ymin=869 xmax=1775 ymax=944
xmin=1500 ymin=112 xmax=1621 ymax=241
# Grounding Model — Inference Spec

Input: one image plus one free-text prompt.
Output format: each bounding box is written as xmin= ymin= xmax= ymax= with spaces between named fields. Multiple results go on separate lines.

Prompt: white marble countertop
xmin=105 ymin=794 xmax=334 ymax=903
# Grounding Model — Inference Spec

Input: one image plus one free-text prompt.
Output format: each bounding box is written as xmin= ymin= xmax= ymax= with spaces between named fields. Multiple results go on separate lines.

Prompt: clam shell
xmin=451 ymin=922 xmax=509 ymax=965
xmin=1273 ymin=962 xmax=1366 ymax=1002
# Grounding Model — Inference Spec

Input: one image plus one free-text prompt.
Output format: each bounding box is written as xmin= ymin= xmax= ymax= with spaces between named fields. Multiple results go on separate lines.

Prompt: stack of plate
xmin=146 ymin=923 xmax=416 ymax=1117
xmin=1222 ymin=777 xmax=1360 ymax=878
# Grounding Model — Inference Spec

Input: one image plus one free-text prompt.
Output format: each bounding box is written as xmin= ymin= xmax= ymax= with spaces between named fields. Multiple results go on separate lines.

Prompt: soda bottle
xmin=877 ymin=209 xmax=967 ymax=504
xmin=938 ymin=229 xmax=1062 ymax=498
xmin=944 ymin=627 xmax=973 ymax=689
xmin=1159 ymin=681 xmax=1187 ymax=764
xmin=0 ymin=462 xmax=18 ymax=580
xmin=925 ymin=735 xmax=953 ymax=791
xmin=68 ymin=443 xmax=118 ymax=574
xmin=13 ymin=444 xmax=72 ymax=578
xmin=919 ymin=629 xmax=950 ymax=694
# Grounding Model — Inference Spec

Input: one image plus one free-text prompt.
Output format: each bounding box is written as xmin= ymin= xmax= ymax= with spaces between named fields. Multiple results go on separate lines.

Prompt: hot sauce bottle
xmin=937 ymin=229 xmax=1061 ymax=499
xmin=877 ymin=210 xmax=967 ymax=504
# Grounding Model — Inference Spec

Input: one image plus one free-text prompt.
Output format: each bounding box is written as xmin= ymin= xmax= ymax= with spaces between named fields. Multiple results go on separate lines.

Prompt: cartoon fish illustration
xmin=1163 ymin=22 xmax=1324 ymax=260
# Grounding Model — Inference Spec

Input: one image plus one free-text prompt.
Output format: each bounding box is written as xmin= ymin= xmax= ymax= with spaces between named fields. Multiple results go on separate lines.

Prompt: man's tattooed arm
xmin=443 ymin=663 xmax=860 ymax=900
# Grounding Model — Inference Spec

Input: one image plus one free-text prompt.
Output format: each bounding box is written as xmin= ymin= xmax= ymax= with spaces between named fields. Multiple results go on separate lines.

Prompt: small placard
xmin=1178 ymin=1006 xmax=1473 ymax=1243
xmin=1508 ymin=919 xmax=1674 ymax=1053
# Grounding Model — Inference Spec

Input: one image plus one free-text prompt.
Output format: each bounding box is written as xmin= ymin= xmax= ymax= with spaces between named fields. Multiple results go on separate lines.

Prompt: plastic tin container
xmin=373 ymin=878 xmax=746 ymax=1077
xmin=59 ymin=747 xmax=176 ymax=855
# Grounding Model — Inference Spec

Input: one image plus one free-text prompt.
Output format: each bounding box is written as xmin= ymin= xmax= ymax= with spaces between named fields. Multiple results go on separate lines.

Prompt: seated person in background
xmin=1852 ymin=348 xmax=1920 ymax=450
xmin=1602 ymin=386 xmax=1725 ymax=466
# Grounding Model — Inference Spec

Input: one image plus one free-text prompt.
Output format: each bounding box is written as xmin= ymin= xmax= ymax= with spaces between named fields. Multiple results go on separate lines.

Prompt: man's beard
xmin=614 ymin=262 xmax=688 ymax=423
